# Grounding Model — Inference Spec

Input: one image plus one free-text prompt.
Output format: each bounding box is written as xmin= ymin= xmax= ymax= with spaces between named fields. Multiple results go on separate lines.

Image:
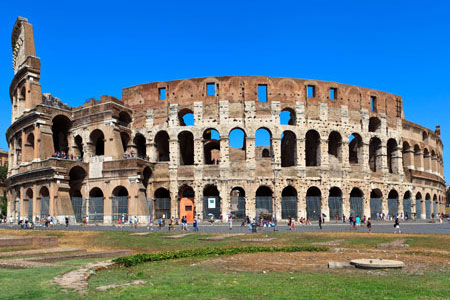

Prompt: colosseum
xmin=5 ymin=17 xmax=446 ymax=224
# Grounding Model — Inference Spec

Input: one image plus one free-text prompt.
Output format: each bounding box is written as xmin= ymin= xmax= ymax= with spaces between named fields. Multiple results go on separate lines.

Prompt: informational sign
xmin=208 ymin=198 xmax=216 ymax=209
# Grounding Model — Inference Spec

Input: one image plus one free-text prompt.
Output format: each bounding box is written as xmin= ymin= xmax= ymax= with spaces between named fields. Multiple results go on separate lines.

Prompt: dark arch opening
xmin=90 ymin=129 xmax=105 ymax=156
xmin=387 ymin=139 xmax=398 ymax=173
xmin=328 ymin=131 xmax=342 ymax=163
xmin=281 ymin=131 xmax=297 ymax=167
xmin=369 ymin=117 xmax=381 ymax=133
xmin=203 ymin=128 xmax=220 ymax=165
xmin=120 ymin=132 xmax=130 ymax=153
xmin=369 ymin=137 xmax=382 ymax=172
xmin=349 ymin=133 xmax=363 ymax=164
xmin=112 ymin=186 xmax=129 ymax=197
xmin=154 ymin=188 xmax=170 ymax=219
xmin=74 ymin=135 xmax=84 ymax=159
xmin=305 ymin=130 xmax=321 ymax=166
xmin=155 ymin=131 xmax=170 ymax=162
xmin=52 ymin=115 xmax=71 ymax=154
xmin=229 ymin=128 xmax=246 ymax=161
xmin=179 ymin=109 xmax=194 ymax=126
xmin=230 ymin=187 xmax=246 ymax=219
xmin=178 ymin=131 xmax=194 ymax=165
xmin=134 ymin=134 xmax=146 ymax=159
xmin=281 ymin=186 xmax=297 ymax=219
xmin=69 ymin=166 xmax=86 ymax=197
xmin=118 ymin=111 xmax=132 ymax=127
xmin=256 ymin=186 xmax=273 ymax=217
xmin=142 ymin=167 xmax=152 ymax=192
xmin=280 ymin=108 xmax=296 ymax=125
xmin=329 ymin=187 xmax=343 ymax=220
xmin=350 ymin=188 xmax=363 ymax=198
xmin=89 ymin=188 xmax=104 ymax=198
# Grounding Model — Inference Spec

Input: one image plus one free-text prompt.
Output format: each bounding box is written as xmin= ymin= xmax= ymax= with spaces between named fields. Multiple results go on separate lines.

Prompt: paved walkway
xmin=1 ymin=221 xmax=449 ymax=234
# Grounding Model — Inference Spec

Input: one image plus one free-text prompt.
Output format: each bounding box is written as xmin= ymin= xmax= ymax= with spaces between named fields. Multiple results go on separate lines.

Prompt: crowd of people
xmin=52 ymin=151 xmax=82 ymax=161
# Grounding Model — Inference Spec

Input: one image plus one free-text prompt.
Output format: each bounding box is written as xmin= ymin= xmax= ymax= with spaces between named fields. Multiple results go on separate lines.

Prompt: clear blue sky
xmin=1 ymin=1 xmax=449 ymax=179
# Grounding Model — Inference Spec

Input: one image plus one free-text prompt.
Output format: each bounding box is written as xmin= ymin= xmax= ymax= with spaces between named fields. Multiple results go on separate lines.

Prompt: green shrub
xmin=113 ymin=246 xmax=328 ymax=267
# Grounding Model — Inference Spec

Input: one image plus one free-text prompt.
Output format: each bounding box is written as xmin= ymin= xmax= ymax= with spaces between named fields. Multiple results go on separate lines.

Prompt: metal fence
xmin=256 ymin=196 xmax=273 ymax=217
xmin=27 ymin=200 xmax=33 ymax=221
xmin=203 ymin=196 xmax=221 ymax=219
xmin=40 ymin=197 xmax=49 ymax=219
xmin=388 ymin=199 xmax=398 ymax=217
xmin=88 ymin=197 xmax=104 ymax=223
xmin=370 ymin=198 xmax=382 ymax=219
xmin=328 ymin=197 xmax=342 ymax=220
xmin=403 ymin=199 xmax=412 ymax=218
xmin=112 ymin=196 xmax=128 ymax=222
xmin=306 ymin=196 xmax=321 ymax=221
xmin=71 ymin=197 xmax=85 ymax=223
xmin=230 ymin=196 xmax=246 ymax=219
xmin=433 ymin=201 xmax=437 ymax=217
xmin=281 ymin=196 xmax=298 ymax=219
xmin=416 ymin=200 xmax=422 ymax=219
xmin=154 ymin=198 xmax=171 ymax=219
xmin=350 ymin=197 xmax=363 ymax=218
xmin=425 ymin=200 xmax=431 ymax=219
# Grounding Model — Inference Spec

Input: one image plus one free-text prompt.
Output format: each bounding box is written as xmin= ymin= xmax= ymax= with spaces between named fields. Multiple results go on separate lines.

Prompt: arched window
xmin=280 ymin=108 xmax=296 ymax=125
xmin=74 ymin=135 xmax=84 ymax=159
xmin=203 ymin=185 xmax=221 ymax=219
xmin=255 ymin=128 xmax=272 ymax=159
xmin=281 ymin=186 xmax=297 ymax=219
xmin=90 ymin=130 xmax=105 ymax=156
xmin=305 ymin=130 xmax=320 ymax=166
xmin=387 ymin=139 xmax=398 ymax=174
xmin=178 ymin=109 xmax=194 ymax=126
xmin=349 ymin=133 xmax=363 ymax=164
xmin=52 ymin=115 xmax=71 ymax=154
xmin=328 ymin=131 xmax=342 ymax=163
xmin=281 ymin=131 xmax=297 ymax=167
xmin=178 ymin=131 xmax=194 ymax=165
xmin=229 ymin=128 xmax=246 ymax=161
xmin=369 ymin=137 xmax=382 ymax=172
xmin=155 ymin=131 xmax=170 ymax=162
xmin=134 ymin=134 xmax=146 ymax=159
xmin=118 ymin=111 xmax=132 ymax=127
xmin=230 ymin=187 xmax=245 ymax=219
xmin=256 ymin=186 xmax=273 ymax=216
xmin=203 ymin=129 xmax=220 ymax=165
xmin=306 ymin=187 xmax=321 ymax=221
xmin=369 ymin=117 xmax=381 ymax=133
xmin=120 ymin=132 xmax=130 ymax=153
xmin=414 ymin=145 xmax=422 ymax=170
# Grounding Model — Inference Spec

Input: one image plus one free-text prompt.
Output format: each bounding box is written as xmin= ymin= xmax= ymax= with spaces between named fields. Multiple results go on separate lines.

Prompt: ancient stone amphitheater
xmin=6 ymin=17 xmax=445 ymax=224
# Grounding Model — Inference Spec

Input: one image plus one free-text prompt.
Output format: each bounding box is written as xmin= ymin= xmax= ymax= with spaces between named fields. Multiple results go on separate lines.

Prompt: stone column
xmin=420 ymin=200 xmax=426 ymax=220
xmin=297 ymin=136 xmax=305 ymax=175
xmin=246 ymin=135 xmax=255 ymax=170
xmin=33 ymin=125 xmax=40 ymax=160
xmin=320 ymin=137 xmax=329 ymax=169
xmin=380 ymin=144 xmax=388 ymax=174
xmin=194 ymin=136 xmax=203 ymax=165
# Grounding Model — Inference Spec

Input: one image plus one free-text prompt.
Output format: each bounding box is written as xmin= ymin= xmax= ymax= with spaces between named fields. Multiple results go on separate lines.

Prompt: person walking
xmin=228 ymin=214 xmax=233 ymax=230
xmin=394 ymin=217 xmax=401 ymax=234
xmin=318 ymin=216 xmax=322 ymax=230
xmin=65 ymin=216 xmax=69 ymax=228
xmin=367 ymin=218 xmax=372 ymax=233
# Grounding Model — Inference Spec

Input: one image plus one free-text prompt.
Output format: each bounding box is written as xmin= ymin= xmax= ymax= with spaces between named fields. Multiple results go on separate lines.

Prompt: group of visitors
xmin=123 ymin=151 xmax=150 ymax=160
xmin=52 ymin=151 xmax=82 ymax=161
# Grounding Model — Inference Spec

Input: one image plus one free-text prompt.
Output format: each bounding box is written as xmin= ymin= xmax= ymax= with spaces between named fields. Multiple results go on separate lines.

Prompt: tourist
xmin=394 ymin=217 xmax=401 ymax=234
xmin=367 ymin=218 xmax=372 ymax=233
xmin=148 ymin=216 xmax=153 ymax=231
xmin=335 ymin=214 xmax=338 ymax=223
xmin=356 ymin=216 xmax=361 ymax=228
xmin=291 ymin=219 xmax=296 ymax=230
xmin=228 ymin=214 xmax=233 ymax=230
xmin=349 ymin=215 xmax=353 ymax=230
xmin=342 ymin=214 xmax=346 ymax=223
xmin=65 ymin=216 xmax=69 ymax=227
xmin=288 ymin=217 xmax=292 ymax=230
xmin=193 ymin=217 xmax=199 ymax=232
xmin=318 ymin=216 xmax=322 ymax=230
xmin=9 ymin=216 xmax=13 ymax=224
xmin=158 ymin=217 xmax=162 ymax=230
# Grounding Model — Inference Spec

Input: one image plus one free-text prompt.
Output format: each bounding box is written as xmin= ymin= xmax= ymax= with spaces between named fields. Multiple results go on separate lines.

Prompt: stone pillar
xmin=246 ymin=135 xmax=255 ymax=170
xmin=320 ymin=137 xmax=329 ymax=169
xmin=321 ymin=192 xmax=329 ymax=221
xmin=220 ymin=182 xmax=229 ymax=218
xmin=21 ymin=130 xmax=26 ymax=163
xmin=33 ymin=125 xmax=40 ymax=160
xmin=219 ymin=136 xmax=229 ymax=167
xmin=297 ymin=136 xmax=305 ymax=175
xmin=342 ymin=140 xmax=350 ymax=170
xmin=341 ymin=192 xmax=350 ymax=220
xmin=194 ymin=137 xmax=203 ymax=165
xmin=272 ymin=137 xmax=281 ymax=167
xmin=147 ymin=142 xmax=156 ymax=163
xmin=380 ymin=144 xmax=388 ymax=174
xmin=415 ymin=150 xmax=424 ymax=171
xmin=420 ymin=200 xmax=426 ymax=220
xmin=194 ymin=184 xmax=203 ymax=220
xmin=362 ymin=140 xmax=370 ymax=175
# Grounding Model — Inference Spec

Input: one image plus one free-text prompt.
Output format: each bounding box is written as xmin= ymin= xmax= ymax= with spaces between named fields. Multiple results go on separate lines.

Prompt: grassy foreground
xmin=0 ymin=230 xmax=450 ymax=299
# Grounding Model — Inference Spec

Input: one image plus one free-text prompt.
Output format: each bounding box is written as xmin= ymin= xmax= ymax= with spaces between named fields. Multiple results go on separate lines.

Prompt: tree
xmin=0 ymin=165 xmax=7 ymax=182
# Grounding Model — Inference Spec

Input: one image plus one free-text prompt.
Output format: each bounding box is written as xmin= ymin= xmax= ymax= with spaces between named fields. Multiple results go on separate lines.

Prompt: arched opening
xmin=256 ymin=186 xmax=273 ymax=217
xmin=134 ymin=134 xmax=146 ymax=159
xmin=425 ymin=193 xmax=431 ymax=219
xmin=178 ymin=131 xmax=194 ymax=165
xmin=155 ymin=131 xmax=170 ymax=162
xmin=68 ymin=166 xmax=86 ymax=223
xmin=305 ymin=130 xmax=321 ymax=166
xmin=120 ymin=132 xmax=130 ymax=154
xmin=387 ymin=139 xmax=398 ymax=174
xmin=25 ymin=188 xmax=33 ymax=221
xmin=230 ymin=187 xmax=246 ymax=219
xmin=203 ymin=129 xmax=220 ymax=165
xmin=112 ymin=186 xmax=129 ymax=223
xmin=280 ymin=108 xmax=296 ymax=125
xmin=433 ymin=194 xmax=438 ymax=217
xmin=15 ymin=136 xmax=22 ymax=163
xmin=88 ymin=187 xmax=104 ymax=223
xmin=370 ymin=189 xmax=383 ymax=219
xmin=25 ymin=133 xmax=34 ymax=162
xmin=203 ymin=185 xmax=220 ymax=219
xmin=414 ymin=145 xmax=422 ymax=170
xmin=403 ymin=191 xmax=412 ymax=219
xmin=423 ymin=148 xmax=431 ymax=172
xmin=349 ymin=133 xmax=363 ymax=164
xmin=255 ymin=128 xmax=272 ymax=159
xmin=118 ymin=111 xmax=132 ymax=127
xmin=52 ymin=115 xmax=71 ymax=154
xmin=142 ymin=167 xmax=152 ymax=193
xmin=369 ymin=137 xmax=382 ymax=172
xmin=422 ymin=131 xmax=428 ymax=142
xmin=180 ymin=185 xmax=195 ymax=222
xmin=350 ymin=188 xmax=364 ymax=218
xmin=416 ymin=192 xmax=423 ymax=219
xmin=368 ymin=117 xmax=381 ymax=133
xmin=74 ymin=135 xmax=84 ymax=159
xmin=328 ymin=131 xmax=342 ymax=164
xmin=402 ymin=142 xmax=411 ymax=170
xmin=281 ymin=186 xmax=298 ymax=219
xmin=178 ymin=109 xmax=194 ymax=126
xmin=39 ymin=187 xmax=50 ymax=220
xmin=431 ymin=150 xmax=437 ymax=173
xmin=154 ymin=188 xmax=170 ymax=219
xmin=229 ymin=128 xmax=246 ymax=161
xmin=306 ymin=187 xmax=321 ymax=221
xmin=388 ymin=189 xmax=399 ymax=217
xmin=328 ymin=187 xmax=342 ymax=220
xmin=90 ymin=129 xmax=105 ymax=156
xmin=281 ymin=131 xmax=297 ymax=167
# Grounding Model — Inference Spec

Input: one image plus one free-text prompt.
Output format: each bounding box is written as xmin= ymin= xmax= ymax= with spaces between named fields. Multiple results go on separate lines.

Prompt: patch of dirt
xmin=200 ymin=249 xmax=450 ymax=275
xmin=200 ymin=233 xmax=245 ymax=241
xmin=377 ymin=239 xmax=409 ymax=250
xmin=240 ymin=238 xmax=276 ymax=243
xmin=313 ymin=239 xmax=344 ymax=247
xmin=95 ymin=280 xmax=148 ymax=291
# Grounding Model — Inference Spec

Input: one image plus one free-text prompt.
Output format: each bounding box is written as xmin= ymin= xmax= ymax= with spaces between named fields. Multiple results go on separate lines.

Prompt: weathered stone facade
xmin=5 ymin=17 xmax=446 ymax=224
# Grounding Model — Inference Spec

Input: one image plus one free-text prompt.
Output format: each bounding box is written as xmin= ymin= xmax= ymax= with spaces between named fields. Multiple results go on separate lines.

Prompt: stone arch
xmin=328 ymin=131 xmax=342 ymax=163
xmin=423 ymin=148 xmax=431 ymax=172
xmin=350 ymin=188 xmax=364 ymax=218
xmin=305 ymin=130 xmax=321 ymax=166
xmin=118 ymin=111 xmax=132 ymax=127
xmin=281 ymin=185 xmax=298 ymax=219
xmin=369 ymin=137 xmax=382 ymax=172
xmin=178 ymin=131 xmax=194 ymax=165
xmin=90 ymin=129 xmax=105 ymax=156
xmin=306 ymin=186 xmax=321 ymax=221
xmin=230 ymin=187 xmax=246 ymax=219
xmin=112 ymin=186 xmax=129 ymax=223
xmin=178 ymin=108 xmax=194 ymax=126
xmin=154 ymin=188 xmax=170 ymax=219
xmin=203 ymin=184 xmax=221 ymax=219
xmin=402 ymin=141 xmax=411 ymax=169
xmin=88 ymin=187 xmax=104 ymax=223
xmin=229 ymin=127 xmax=246 ymax=161
xmin=280 ymin=107 xmax=296 ymax=125
xmin=256 ymin=185 xmax=273 ymax=217
xmin=414 ymin=145 xmax=422 ymax=170
xmin=387 ymin=139 xmax=398 ymax=174
xmin=281 ymin=130 xmax=297 ymax=167
xmin=142 ymin=167 xmax=152 ymax=194
xmin=368 ymin=117 xmax=381 ymax=133
xmin=74 ymin=135 xmax=84 ymax=159
xmin=155 ymin=131 xmax=170 ymax=162
xmin=255 ymin=127 xmax=272 ymax=158
xmin=134 ymin=133 xmax=146 ymax=159
xmin=349 ymin=133 xmax=363 ymax=164
xmin=52 ymin=115 xmax=71 ymax=154
xmin=203 ymin=128 xmax=220 ymax=165
xmin=25 ymin=188 xmax=33 ymax=220
xmin=120 ymin=132 xmax=131 ymax=154
xmin=388 ymin=189 xmax=399 ymax=217
xmin=328 ymin=187 xmax=343 ymax=220
xmin=68 ymin=166 xmax=86 ymax=197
